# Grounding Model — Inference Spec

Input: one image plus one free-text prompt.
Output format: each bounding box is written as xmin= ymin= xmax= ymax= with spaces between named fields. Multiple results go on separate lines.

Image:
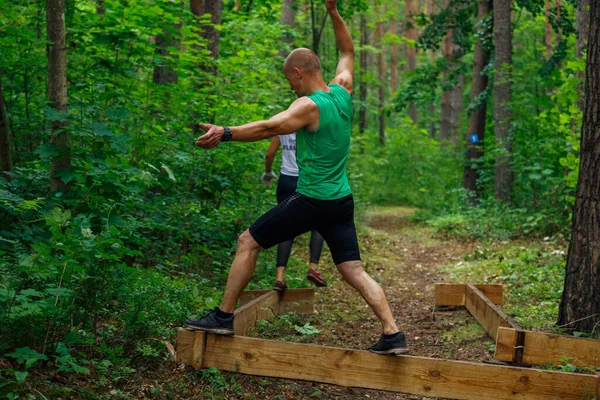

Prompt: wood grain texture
xmin=201 ymin=334 xmax=598 ymax=400
xmin=435 ymin=283 xmax=503 ymax=306
xmin=465 ymin=283 xmax=520 ymax=341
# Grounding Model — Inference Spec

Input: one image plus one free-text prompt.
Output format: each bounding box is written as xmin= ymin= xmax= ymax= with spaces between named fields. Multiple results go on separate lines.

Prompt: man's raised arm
xmin=327 ymin=0 xmax=354 ymax=94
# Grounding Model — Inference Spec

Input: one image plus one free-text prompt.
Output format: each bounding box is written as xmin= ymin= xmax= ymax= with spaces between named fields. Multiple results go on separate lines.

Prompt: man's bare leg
xmin=336 ymin=260 xmax=399 ymax=334
xmin=219 ymin=229 xmax=263 ymax=313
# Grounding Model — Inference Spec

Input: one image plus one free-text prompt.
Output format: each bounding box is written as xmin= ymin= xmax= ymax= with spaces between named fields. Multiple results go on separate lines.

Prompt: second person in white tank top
xmin=262 ymin=133 xmax=328 ymax=289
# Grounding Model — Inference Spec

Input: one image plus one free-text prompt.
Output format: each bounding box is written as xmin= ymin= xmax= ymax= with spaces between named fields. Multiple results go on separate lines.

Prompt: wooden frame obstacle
xmin=174 ymin=285 xmax=600 ymax=399
xmin=435 ymin=283 xmax=600 ymax=370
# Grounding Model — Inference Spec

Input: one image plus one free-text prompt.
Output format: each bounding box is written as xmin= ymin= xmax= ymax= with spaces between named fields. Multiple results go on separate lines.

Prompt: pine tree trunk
xmin=406 ymin=0 xmax=418 ymax=123
xmin=153 ymin=3 xmax=182 ymax=85
xmin=280 ymin=0 xmax=296 ymax=57
xmin=576 ymin=0 xmax=590 ymax=112
xmin=47 ymin=0 xmax=70 ymax=192
xmin=439 ymin=7 xmax=453 ymax=143
xmin=545 ymin=1 xmax=553 ymax=61
xmin=493 ymin=0 xmax=513 ymax=201
xmin=191 ymin=0 xmax=222 ymax=72
xmin=0 ymin=68 xmax=13 ymax=181
xmin=390 ymin=0 xmax=398 ymax=93
xmin=376 ymin=7 xmax=385 ymax=146
xmin=449 ymin=73 xmax=463 ymax=145
xmin=427 ymin=0 xmax=436 ymax=137
xmin=464 ymin=0 xmax=492 ymax=198
xmin=358 ymin=14 xmax=368 ymax=149
xmin=557 ymin=0 xmax=600 ymax=333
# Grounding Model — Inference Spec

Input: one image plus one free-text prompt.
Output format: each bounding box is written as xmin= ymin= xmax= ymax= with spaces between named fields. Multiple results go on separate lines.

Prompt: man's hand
xmin=195 ymin=123 xmax=224 ymax=149
xmin=326 ymin=0 xmax=337 ymax=10
xmin=261 ymin=171 xmax=277 ymax=185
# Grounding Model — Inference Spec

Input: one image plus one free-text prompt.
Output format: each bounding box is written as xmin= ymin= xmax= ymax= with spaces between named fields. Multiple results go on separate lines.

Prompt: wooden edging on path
xmin=238 ymin=288 xmax=315 ymax=315
xmin=495 ymin=326 xmax=600 ymax=368
xmin=464 ymin=283 xmax=521 ymax=341
xmin=175 ymin=330 xmax=599 ymax=400
xmin=435 ymin=283 xmax=503 ymax=306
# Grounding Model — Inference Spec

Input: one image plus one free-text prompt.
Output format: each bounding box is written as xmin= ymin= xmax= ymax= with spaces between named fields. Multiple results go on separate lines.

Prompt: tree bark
xmin=406 ymin=0 xmax=418 ymax=123
xmin=577 ymin=0 xmax=590 ymax=57
xmin=47 ymin=0 xmax=70 ymax=192
xmin=358 ymin=14 xmax=368 ymax=150
xmin=557 ymin=0 xmax=600 ymax=333
xmin=153 ymin=3 xmax=182 ymax=85
xmin=427 ymin=0 xmax=436 ymax=137
xmin=440 ymin=8 xmax=453 ymax=144
xmin=545 ymin=1 xmax=553 ymax=61
xmin=376 ymin=6 xmax=385 ymax=146
xmin=0 ymin=68 xmax=13 ymax=181
xmin=279 ymin=0 xmax=296 ymax=57
xmin=493 ymin=0 xmax=513 ymax=201
xmin=390 ymin=0 xmax=398 ymax=93
xmin=464 ymin=0 xmax=492 ymax=198
xmin=191 ymin=0 xmax=222 ymax=71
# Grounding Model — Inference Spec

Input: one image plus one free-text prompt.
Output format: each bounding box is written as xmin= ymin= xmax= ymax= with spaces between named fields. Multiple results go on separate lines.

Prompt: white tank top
xmin=279 ymin=133 xmax=298 ymax=177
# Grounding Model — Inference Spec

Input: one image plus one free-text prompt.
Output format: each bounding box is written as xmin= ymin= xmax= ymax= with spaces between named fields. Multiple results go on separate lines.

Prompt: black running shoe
xmin=185 ymin=307 xmax=234 ymax=335
xmin=368 ymin=332 xmax=408 ymax=355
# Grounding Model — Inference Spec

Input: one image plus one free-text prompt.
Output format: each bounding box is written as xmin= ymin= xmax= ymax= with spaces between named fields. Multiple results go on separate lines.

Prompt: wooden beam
xmin=495 ymin=327 xmax=600 ymax=367
xmin=465 ymin=283 xmax=520 ymax=341
xmin=435 ymin=283 xmax=503 ymax=306
xmin=175 ymin=328 xmax=206 ymax=368
xmin=195 ymin=334 xmax=598 ymax=400
xmin=234 ymin=290 xmax=280 ymax=336
xmin=238 ymin=288 xmax=315 ymax=314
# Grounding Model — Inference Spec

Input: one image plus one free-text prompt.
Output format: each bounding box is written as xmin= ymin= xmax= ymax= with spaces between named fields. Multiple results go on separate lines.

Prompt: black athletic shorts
xmin=249 ymin=193 xmax=361 ymax=265
xmin=276 ymin=174 xmax=298 ymax=204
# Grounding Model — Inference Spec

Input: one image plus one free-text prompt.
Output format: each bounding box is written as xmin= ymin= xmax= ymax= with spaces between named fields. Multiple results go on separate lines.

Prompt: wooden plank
xmin=234 ymin=290 xmax=280 ymax=336
xmin=198 ymin=334 xmax=598 ymax=400
xmin=495 ymin=327 xmax=600 ymax=367
xmin=494 ymin=327 xmax=518 ymax=362
xmin=238 ymin=288 xmax=315 ymax=314
xmin=435 ymin=284 xmax=503 ymax=306
xmin=465 ymin=283 xmax=520 ymax=341
xmin=175 ymin=328 xmax=206 ymax=368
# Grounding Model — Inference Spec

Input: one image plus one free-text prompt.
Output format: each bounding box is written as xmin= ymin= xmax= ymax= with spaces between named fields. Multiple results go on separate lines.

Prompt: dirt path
xmin=134 ymin=207 xmax=495 ymax=399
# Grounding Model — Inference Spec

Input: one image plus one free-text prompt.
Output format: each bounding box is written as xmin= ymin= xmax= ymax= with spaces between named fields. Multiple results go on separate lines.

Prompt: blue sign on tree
xmin=470 ymin=133 xmax=480 ymax=144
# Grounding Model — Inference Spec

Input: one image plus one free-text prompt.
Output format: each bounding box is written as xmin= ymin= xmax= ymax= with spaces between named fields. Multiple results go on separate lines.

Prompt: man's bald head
xmin=283 ymin=48 xmax=322 ymax=74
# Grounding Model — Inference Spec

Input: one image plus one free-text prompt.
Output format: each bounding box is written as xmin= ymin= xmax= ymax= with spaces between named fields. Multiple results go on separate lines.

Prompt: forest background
xmin=0 ymin=0 xmax=596 ymax=398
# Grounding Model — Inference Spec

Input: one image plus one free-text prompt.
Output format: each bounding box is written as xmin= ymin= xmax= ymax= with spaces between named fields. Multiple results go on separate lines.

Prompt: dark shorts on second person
xmin=249 ymin=192 xmax=360 ymax=265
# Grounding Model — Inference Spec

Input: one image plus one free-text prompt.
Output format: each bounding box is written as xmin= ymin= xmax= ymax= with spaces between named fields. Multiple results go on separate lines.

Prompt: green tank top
xmin=296 ymin=84 xmax=353 ymax=200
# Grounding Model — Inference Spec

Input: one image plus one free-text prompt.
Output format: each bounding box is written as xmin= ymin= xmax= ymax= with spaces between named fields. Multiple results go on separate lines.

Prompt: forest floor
xmin=125 ymin=206 xmax=526 ymax=400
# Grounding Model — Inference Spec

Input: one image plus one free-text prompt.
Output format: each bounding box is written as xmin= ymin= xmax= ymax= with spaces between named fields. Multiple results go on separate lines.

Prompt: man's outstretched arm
xmin=327 ymin=0 xmax=354 ymax=94
xmin=195 ymin=98 xmax=318 ymax=149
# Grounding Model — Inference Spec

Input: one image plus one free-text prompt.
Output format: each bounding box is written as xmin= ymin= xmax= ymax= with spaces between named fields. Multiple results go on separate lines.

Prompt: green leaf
xmin=5 ymin=347 xmax=48 ymax=369
xmin=161 ymin=164 xmax=176 ymax=182
xmin=14 ymin=371 xmax=28 ymax=384
xmin=44 ymin=106 xmax=69 ymax=122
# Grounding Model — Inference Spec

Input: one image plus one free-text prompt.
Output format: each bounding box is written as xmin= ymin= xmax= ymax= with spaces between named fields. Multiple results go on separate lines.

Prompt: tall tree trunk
xmin=545 ymin=1 xmax=553 ymax=61
xmin=449 ymin=73 xmax=464 ymax=144
xmin=358 ymin=13 xmax=368 ymax=151
xmin=406 ymin=0 xmax=418 ymax=123
xmin=439 ymin=4 xmax=453 ymax=143
xmin=390 ymin=0 xmax=398 ymax=93
xmin=493 ymin=0 xmax=513 ymax=201
xmin=427 ymin=0 xmax=436 ymax=137
xmin=464 ymin=0 xmax=492 ymax=199
xmin=557 ymin=0 xmax=600 ymax=333
xmin=47 ymin=0 xmax=70 ymax=192
xmin=97 ymin=0 xmax=106 ymax=14
xmin=0 ymin=68 xmax=13 ymax=181
xmin=376 ymin=6 xmax=385 ymax=146
xmin=577 ymin=0 xmax=590 ymax=57
xmin=576 ymin=0 xmax=590 ymax=112
xmin=153 ymin=3 xmax=181 ymax=85
xmin=556 ymin=0 xmax=563 ymax=45
xmin=191 ymin=0 xmax=222 ymax=71
xmin=280 ymin=0 xmax=296 ymax=57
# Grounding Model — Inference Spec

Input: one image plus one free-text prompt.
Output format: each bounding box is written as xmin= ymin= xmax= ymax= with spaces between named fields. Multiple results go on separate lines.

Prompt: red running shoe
xmin=306 ymin=268 xmax=328 ymax=287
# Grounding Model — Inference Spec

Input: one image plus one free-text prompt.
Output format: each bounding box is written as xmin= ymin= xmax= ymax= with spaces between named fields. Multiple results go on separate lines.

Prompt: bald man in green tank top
xmin=188 ymin=0 xmax=407 ymax=355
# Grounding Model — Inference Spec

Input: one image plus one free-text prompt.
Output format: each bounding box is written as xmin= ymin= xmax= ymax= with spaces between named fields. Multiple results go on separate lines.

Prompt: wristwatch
xmin=221 ymin=126 xmax=233 ymax=142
